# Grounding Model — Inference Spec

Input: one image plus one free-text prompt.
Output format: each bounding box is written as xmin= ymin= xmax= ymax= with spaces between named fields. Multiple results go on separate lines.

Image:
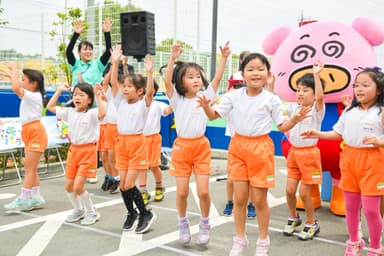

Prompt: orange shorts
xmin=104 ymin=123 xmax=118 ymax=150
xmin=169 ymin=136 xmax=211 ymax=177
xmin=97 ymin=124 xmax=108 ymax=152
xmin=66 ymin=143 xmax=97 ymax=179
xmin=115 ymin=134 xmax=148 ymax=171
xmin=21 ymin=120 xmax=48 ymax=153
xmin=339 ymin=145 xmax=384 ymax=196
xmin=287 ymin=145 xmax=322 ymax=185
xmin=145 ymin=133 xmax=162 ymax=167
xmin=228 ymin=134 xmax=275 ymax=188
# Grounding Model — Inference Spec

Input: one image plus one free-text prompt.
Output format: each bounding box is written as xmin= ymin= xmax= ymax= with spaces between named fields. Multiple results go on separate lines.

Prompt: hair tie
xmin=372 ymin=66 xmax=382 ymax=72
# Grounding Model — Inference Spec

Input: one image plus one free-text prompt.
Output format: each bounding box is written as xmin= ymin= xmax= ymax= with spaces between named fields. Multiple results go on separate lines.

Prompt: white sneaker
xmin=178 ymin=220 xmax=191 ymax=244
xmin=229 ymin=236 xmax=249 ymax=256
xmin=197 ymin=222 xmax=210 ymax=245
xmin=66 ymin=209 xmax=85 ymax=223
xmin=80 ymin=211 xmax=100 ymax=225
xmin=87 ymin=177 xmax=98 ymax=184
xmin=255 ymin=237 xmax=270 ymax=256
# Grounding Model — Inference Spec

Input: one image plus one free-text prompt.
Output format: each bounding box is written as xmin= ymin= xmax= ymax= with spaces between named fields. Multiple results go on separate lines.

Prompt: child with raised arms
xmin=1 ymin=62 xmax=48 ymax=212
xmin=47 ymin=82 xmax=106 ymax=225
xmin=138 ymin=80 xmax=173 ymax=205
xmin=282 ymin=61 xmax=325 ymax=241
xmin=110 ymin=45 xmax=156 ymax=234
xmin=164 ymin=41 xmax=230 ymax=245
xmin=198 ymin=53 xmax=311 ymax=255
xmin=301 ymin=67 xmax=384 ymax=256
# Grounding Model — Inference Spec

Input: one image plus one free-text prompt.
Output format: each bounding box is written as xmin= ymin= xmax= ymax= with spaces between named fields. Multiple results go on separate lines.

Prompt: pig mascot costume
xmin=262 ymin=17 xmax=384 ymax=216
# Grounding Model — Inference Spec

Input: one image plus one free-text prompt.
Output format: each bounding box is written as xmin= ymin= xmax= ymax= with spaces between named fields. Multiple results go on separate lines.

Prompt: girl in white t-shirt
xmin=198 ymin=53 xmax=311 ymax=255
xmin=1 ymin=63 xmax=48 ymax=212
xmin=164 ymin=41 xmax=230 ymax=245
xmin=110 ymin=45 xmax=156 ymax=234
xmin=302 ymin=68 xmax=384 ymax=255
xmin=47 ymin=83 xmax=106 ymax=225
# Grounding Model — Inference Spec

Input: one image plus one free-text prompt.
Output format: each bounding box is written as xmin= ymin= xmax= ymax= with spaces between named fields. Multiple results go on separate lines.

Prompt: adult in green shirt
xmin=66 ymin=18 xmax=112 ymax=86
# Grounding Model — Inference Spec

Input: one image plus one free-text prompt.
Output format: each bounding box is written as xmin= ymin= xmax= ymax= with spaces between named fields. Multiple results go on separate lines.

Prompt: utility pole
xmin=210 ymin=0 xmax=218 ymax=80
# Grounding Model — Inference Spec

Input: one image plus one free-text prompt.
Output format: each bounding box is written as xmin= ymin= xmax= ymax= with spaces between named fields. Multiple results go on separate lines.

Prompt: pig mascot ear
xmin=352 ymin=17 xmax=384 ymax=46
xmin=262 ymin=27 xmax=291 ymax=55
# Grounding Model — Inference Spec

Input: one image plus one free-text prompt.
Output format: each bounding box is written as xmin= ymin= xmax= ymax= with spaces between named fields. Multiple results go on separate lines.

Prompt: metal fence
xmin=0 ymin=1 xmax=240 ymax=94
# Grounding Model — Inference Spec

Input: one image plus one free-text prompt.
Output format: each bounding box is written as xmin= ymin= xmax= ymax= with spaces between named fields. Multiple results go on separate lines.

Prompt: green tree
xmin=92 ymin=0 xmax=142 ymax=45
xmin=0 ymin=0 xmax=8 ymax=26
xmin=49 ymin=8 xmax=88 ymax=85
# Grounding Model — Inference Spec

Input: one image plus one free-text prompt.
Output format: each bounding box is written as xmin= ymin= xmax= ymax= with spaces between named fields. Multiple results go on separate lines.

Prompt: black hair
xmin=346 ymin=67 xmax=384 ymax=112
xmin=153 ymin=80 xmax=159 ymax=96
xmin=172 ymin=61 xmax=209 ymax=97
xmin=72 ymin=83 xmax=95 ymax=109
xmin=296 ymin=73 xmax=325 ymax=92
xmin=240 ymin=53 xmax=271 ymax=73
xmin=78 ymin=40 xmax=93 ymax=52
xmin=122 ymin=74 xmax=147 ymax=96
xmin=22 ymin=69 xmax=45 ymax=97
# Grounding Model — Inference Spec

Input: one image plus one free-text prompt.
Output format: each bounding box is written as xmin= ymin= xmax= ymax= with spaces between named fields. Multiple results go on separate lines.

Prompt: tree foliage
xmin=49 ymin=8 xmax=88 ymax=85
xmin=0 ymin=4 xmax=8 ymax=26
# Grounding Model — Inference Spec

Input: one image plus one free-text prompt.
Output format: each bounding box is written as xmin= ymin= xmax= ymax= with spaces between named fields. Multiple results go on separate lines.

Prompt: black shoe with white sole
xmin=135 ymin=210 xmax=157 ymax=234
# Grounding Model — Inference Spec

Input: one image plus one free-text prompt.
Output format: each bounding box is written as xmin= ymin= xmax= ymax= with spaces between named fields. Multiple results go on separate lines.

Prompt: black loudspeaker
xmin=120 ymin=11 xmax=156 ymax=61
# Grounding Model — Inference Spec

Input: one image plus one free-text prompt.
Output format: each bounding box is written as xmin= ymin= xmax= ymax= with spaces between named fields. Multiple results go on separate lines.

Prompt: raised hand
xmin=219 ymin=41 xmax=231 ymax=58
xmin=122 ymin=55 xmax=129 ymax=65
xmin=144 ymin=54 xmax=153 ymax=72
xmin=102 ymin=18 xmax=112 ymax=32
xmin=313 ymin=60 xmax=324 ymax=75
xmin=171 ymin=42 xmax=183 ymax=60
xmin=197 ymin=95 xmax=211 ymax=108
xmin=73 ymin=20 xmax=84 ymax=34
xmin=111 ymin=44 xmax=122 ymax=64
xmin=341 ymin=94 xmax=352 ymax=108
xmin=58 ymin=84 xmax=71 ymax=93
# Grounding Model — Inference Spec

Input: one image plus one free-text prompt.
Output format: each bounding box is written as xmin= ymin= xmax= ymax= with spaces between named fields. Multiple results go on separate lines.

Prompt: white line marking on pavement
xmin=17 ymin=216 xmax=64 ymax=256
xmin=0 ymin=193 xmax=16 ymax=199
xmin=106 ymin=216 xmax=231 ymax=255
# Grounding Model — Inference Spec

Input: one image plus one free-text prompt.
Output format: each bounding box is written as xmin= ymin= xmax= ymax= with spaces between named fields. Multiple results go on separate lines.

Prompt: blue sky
xmin=1 ymin=0 xmax=384 ymax=64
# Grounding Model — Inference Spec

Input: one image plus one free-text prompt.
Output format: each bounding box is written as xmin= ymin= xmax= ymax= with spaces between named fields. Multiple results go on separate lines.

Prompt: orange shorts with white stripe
xmin=66 ymin=143 xmax=97 ymax=179
xmin=287 ymin=145 xmax=322 ymax=185
xmin=97 ymin=124 xmax=108 ymax=152
xmin=145 ymin=133 xmax=162 ymax=168
xmin=340 ymin=145 xmax=384 ymax=196
xmin=169 ymin=136 xmax=211 ymax=177
xmin=115 ymin=134 xmax=148 ymax=171
xmin=104 ymin=123 xmax=118 ymax=150
xmin=227 ymin=134 xmax=275 ymax=188
xmin=21 ymin=120 xmax=48 ymax=153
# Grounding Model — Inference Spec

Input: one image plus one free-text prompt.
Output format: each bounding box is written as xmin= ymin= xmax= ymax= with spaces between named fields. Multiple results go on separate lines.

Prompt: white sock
xmin=21 ymin=188 xmax=32 ymax=200
xmin=79 ymin=191 xmax=95 ymax=213
xmin=66 ymin=192 xmax=83 ymax=210
xmin=32 ymin=186 xmax=41 ymax=198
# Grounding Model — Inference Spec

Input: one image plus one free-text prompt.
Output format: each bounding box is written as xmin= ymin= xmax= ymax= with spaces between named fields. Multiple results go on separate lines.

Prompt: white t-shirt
xmin=213 ymin=87 xmax=288 ymax=136
xmin=286 ymin=102 xmax=325 ymax=147
xmin=333 ymin=106 xmax=384 ymax=147
xmin=169 ymin=84 xmax=216 ymax=138
xmin=115 ymin=91 xmax=149 ymax=135
xmin=20 ymin=89 xmax=43 ymax=124
xmin=56 ymin=107 xmax=100 ymax=144
xmin=105 ymin=87 xmax=119 ymax=124
xmin=143 ymin=100 xmax=169 ymax=136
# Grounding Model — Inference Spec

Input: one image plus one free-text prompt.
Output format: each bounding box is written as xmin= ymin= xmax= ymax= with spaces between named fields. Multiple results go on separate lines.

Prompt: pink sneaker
xmin=344 ymin=239 xmax=365 ymax=256
xmin=255 ymin=237 xmax=270 ymax=256
xmin=367 ymin=246 xmax=384 ymax=256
